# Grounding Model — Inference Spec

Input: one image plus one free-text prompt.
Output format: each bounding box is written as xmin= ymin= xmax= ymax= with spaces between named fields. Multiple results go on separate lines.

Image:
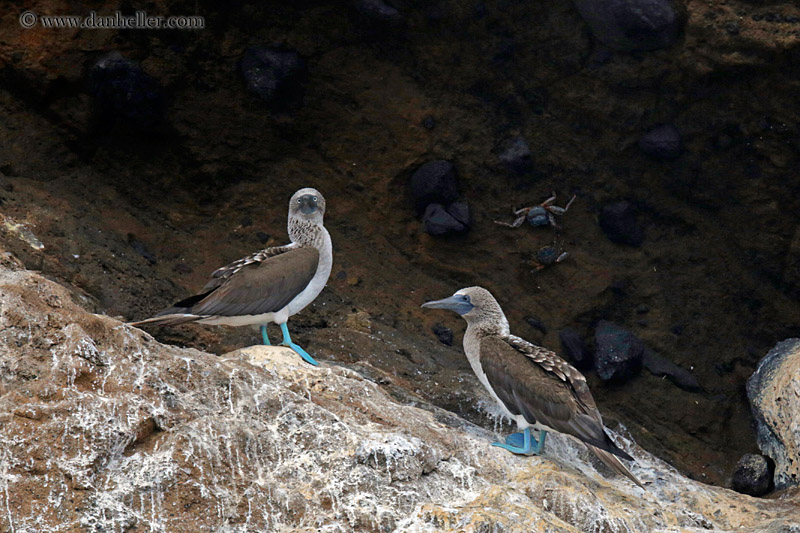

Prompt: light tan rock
xmin=0 ymin=260 xmax=799 ymax=532
xmin=748 ymin=338 xmax=800 ymax=490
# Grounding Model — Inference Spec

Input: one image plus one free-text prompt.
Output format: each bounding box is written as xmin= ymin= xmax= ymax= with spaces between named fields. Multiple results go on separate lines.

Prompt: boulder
xmin=239 ymin=46 xmax=306 ymax=109
xmin=731 ymin=453 xmax=774 ymax=497
xmin=87 ymin=52 xmax=165 ymax=132
xmin=423 ymin=203 xmax=468 ymax=235
xmin=498 ymin=136 xmax=533 ymax=175
xmin=409 ymin=160 xmax=459 ymax=214
xmin=599 ymin=200 xmax=645 ymax=247
xmin=572 ymin=0 xmax=680 ymax=51
xmin=594 ymin=321 xmax=644 ymax=382
xmin=639 ymin=124 xmax=683 ymax=160
xmin=559 ymin=327 xmax=593 ymax=370
xmin=747 ymin=338 xmax=800 ymax=489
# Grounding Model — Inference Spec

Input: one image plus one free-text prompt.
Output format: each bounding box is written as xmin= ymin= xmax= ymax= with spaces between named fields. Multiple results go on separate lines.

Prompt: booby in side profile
xmin=422 ymin=287 xmax=644 ymax=488
xmin=130 ymin=187 xmax=332 ymax=366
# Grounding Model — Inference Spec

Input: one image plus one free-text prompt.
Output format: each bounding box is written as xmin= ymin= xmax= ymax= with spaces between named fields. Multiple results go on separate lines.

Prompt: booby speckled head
xmin=422 ymin=286 xmax=507 ymax=326
xmin=289 ymin=187 xmax=326 ymax=223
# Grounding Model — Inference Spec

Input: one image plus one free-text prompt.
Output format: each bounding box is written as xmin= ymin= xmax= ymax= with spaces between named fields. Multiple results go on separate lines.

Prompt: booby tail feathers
xmin=587 ymin=444 xmax=645 ymax=489
xmin=128 ymin=313 xmax=201 ymax=327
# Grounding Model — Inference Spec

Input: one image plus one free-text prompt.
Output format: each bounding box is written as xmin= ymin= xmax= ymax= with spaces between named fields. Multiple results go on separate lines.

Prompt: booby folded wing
xmin=480 ymin=335 xmax=632 ymax=460
xmin=204 ymin=243 xmax=298 ymax=291
xmin=183 ymin=246 xmax=319 ymax=317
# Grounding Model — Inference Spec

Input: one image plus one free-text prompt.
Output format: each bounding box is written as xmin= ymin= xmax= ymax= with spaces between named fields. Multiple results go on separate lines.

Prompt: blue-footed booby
xmin=422 ymin=287 xmax=644 ymax=488
xmin=130 ymin=187 xmax=332 ymax=366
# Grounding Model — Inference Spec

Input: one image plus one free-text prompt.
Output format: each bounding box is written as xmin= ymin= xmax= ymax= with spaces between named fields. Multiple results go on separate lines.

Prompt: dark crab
xmin=495 ymin=192 xmax=576 ymax=229
xmin=531 ymin=244 xmax=568 ymax=271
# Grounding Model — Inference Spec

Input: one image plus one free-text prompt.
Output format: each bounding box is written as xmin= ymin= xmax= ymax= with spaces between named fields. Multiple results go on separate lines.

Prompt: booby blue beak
xmin=421 ymin=294 xmax=474 ymax=315
xmin=297 ymin=194 xmax=318 ymax=215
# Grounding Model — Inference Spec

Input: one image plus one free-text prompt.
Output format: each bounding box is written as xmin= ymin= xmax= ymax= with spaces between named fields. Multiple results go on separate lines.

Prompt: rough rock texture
xmin=747 ymin=338 xmax=800 ymax=489
xmin=731 ymin=453 xmax=774 ymax=497
xmin=2 ymin=259 xmax=799 ymax=532
xmin=423 ymin=203 xmax=468 ymax=236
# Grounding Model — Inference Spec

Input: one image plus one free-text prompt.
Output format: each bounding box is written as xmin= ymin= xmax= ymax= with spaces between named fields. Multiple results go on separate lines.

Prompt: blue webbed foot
xmin=260 ymin=325 xmax=271 ymax=346
xmin=279 ymin=322 xmax=319 ymax=366
xmin=491 ymin=428 xmax=547 ymax=456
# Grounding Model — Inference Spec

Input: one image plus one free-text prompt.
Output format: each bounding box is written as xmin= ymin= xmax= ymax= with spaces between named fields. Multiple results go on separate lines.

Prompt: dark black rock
xmin=353 ymin=0 xmax=405 ymax=38
xmin=642 ymin=348 xmax=701 ymax=392
xmin=445 ymin=201 xmax=471 ymax=228
xmin=432 ymin=323 xmax=454 ymax=346
xmin=423 ymin=203 xmax=467 ymax=236
xmin=599 ymin=201 xmax=644 ymax=247
xmin=88 ymin=52 xmax=165 ymax=132
xmin=409 ymin=160 xmax=459 ymax=213
xmin=572 ymin=0 xmax=680 ymax=51
xmin=173 ymin=263 xmax=193 ymax=274
xmin=498 ymin=136 xmax=533 ymax=175
xmin=559 ymin=328 xmax=592 ymax=370
xmin=732 ymin=454 xmax=774 ymax=497
xmin=127 ymin=234 xmax=157 ymax=265
xmin=594 ymin=321 xmax=644 ymax=382
xmin=239 ymin=47 xmax=306 ymax=110
xmin=256 ymin=232 xmax=271 ymax=244
xmin=355 ymin=0 xmax=404 ymax=26
xmin=421 ymin=116 xmax=436 ymax=130
xmin=639 ymin=124 xmax=683 ymax=160
xmin=525 ymin=317 xmax=548 ymax=334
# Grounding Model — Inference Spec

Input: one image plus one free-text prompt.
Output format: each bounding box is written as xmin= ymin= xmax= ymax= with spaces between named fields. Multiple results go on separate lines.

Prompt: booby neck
xmin=289 ymin=217 xmax=329 ymax=248
xmin=463 ymin=301 xmax=511 ymax=340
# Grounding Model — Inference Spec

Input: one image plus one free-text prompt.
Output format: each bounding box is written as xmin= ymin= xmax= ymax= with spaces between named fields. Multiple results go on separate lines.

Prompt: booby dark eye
xmin=312 ymin=196 xmax=318 ymax=202
xmin=297 ymin=199 xmax=302 ymax=203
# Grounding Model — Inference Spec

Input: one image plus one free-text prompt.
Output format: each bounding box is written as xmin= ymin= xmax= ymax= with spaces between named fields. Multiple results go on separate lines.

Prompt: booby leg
xmin=260 ymin=325 xmax=271 ymax=346
xmin=492 ymin=428 xmax=546 ymax=456
xmin=279 ymin=323 xmax=319 ymax=366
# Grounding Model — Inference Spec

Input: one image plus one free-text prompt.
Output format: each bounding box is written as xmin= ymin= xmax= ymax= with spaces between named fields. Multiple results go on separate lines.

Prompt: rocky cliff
xmin=1 ymin=254 xmax=798 ymax=531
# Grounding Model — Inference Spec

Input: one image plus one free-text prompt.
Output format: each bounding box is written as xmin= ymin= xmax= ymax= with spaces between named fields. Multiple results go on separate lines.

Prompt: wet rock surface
xmin=2 ymin=256 xmax=800 ymax=531
xmin=747 ymin=339 xmax=800 ymax=489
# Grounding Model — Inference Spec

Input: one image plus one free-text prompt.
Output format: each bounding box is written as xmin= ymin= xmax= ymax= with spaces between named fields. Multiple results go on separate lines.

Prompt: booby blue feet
xmin=260 ymin=325 xmax=271 ymax=345
xmin=279 ymin=322 xmax=319 ymax=366
xmin=492 ymin=428 xmax=547 ymax=456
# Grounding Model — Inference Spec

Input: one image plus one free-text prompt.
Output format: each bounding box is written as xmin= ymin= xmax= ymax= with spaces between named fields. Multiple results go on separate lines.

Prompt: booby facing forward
xmin=130 ymin=187 xmax=332 ymax=366
xmin=422 ymin=287 xmax=644 ymax=488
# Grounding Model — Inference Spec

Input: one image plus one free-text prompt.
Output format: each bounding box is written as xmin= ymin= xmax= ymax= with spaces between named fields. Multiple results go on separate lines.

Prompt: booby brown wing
xmin=480 ymin=335 xmax=632 ymax=461
xmin=188 ymin=246 xmax=319 ymax=317
xmin=203 ymin=244 xmax=298 ymax=292
xmin=130 ymin=246 xmax=319 ymax=326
